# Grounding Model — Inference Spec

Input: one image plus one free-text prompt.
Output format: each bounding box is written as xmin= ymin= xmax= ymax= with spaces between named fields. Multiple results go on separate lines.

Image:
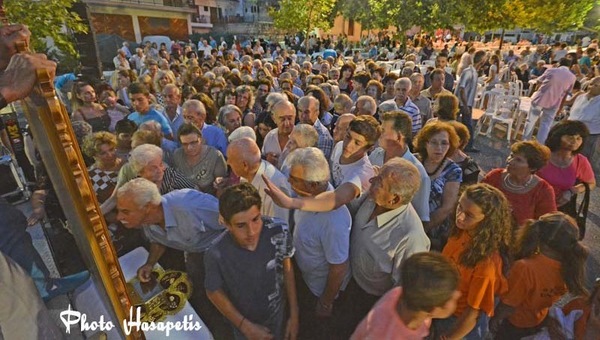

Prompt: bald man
xmin=262 ymin=100 xmax=297 ymax=166
xmin=227 ymin=138 xmax=291 ymax=222
xmin=298 ymin=96 xmax=334 ymax=159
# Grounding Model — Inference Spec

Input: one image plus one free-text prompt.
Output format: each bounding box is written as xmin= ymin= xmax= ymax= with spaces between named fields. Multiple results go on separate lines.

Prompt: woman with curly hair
xmin=414 ymin=121 xmax=463 ymax=250
xmin=235 ymin=85 xmax=256 ymax=128
xmin=436 ymin=183 xmax=512 ymax=340
xmin=154 ymin=70 xmax=176 ymax=107
xmin=490 ymin=212 xmax=588 ymax=339
xmin=82 ymin=131 xmax=123 ymax=203
xmin=482 ymin=140 xmax=557 ymax=227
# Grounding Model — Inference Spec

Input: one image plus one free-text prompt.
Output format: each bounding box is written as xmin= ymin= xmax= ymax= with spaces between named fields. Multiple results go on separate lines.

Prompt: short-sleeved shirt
xmin=88 ymin=164 xmax=119 ymax=203
xmin=172 ymin=146 xmax=226 ymax=195
xmin=412 ymin=94 xmax=432 ymax=122
xmin=312 ymin=119 xmax=334 ymax=160
xmin=454 ymin=65 xmax=478 ymax=107
xmin=531 ymin=66 xmax=576 ymax=109
xmin=501 ymin=254 xmax=567 ymax=328
xmin=204 ymin=217 xmax=294 ymax=336
xmin=568 ymin=94 xmax=600 ymax=134
xmin=369 ymin=147 xmax=431 ymax=222
xmin=427 ymin=159 xmax=462 ymax=240
xmin=128 ymin=108 xmax=173 ymax=136
xmin=262 ymin=128 xmax=284 ymax=157
xmin=442 ymin=230 xmax=507 ymax=317
xmin=379 ymin=98 xmax=422 ymax=134
xmin=351 ymin=196 xmax=430 ymax=296
xmin=143 ymin=189 xmax=226 ymax=253
xmin=351 ymin=287 xmax=431 ymax=340
xmin=330 ymin=141 xmax=374 ymax=195
xmin=482 ymin=169 xmax=556 ymax=226
xmin=538 ymin=154 xmax=595 ymax=204
xmin=293 ymin=192 xmax=352 ymax=297
xmin=245 ymin=160 xmax=291 ymax=222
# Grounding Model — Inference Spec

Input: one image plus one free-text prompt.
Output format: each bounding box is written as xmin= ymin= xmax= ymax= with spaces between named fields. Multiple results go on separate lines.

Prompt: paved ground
xmin=471 ymin=134 xmax=600 ymax=289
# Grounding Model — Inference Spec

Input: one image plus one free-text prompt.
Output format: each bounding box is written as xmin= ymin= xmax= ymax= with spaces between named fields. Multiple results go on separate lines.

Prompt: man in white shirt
xmin=568 ymin=76 xmax=600 ymax=176
xmin=262 ymin=100 xmax=297 ymax=166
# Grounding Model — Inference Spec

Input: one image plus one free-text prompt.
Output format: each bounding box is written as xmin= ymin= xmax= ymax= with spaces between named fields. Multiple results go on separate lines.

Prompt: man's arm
xmin=137 ymin=242 xmax=166 ymax=282
xmin=283 ymin=257 xmax=299 ymax=340
xmin=0 ymin=54 xmax=56 ymax=105
xmin=316 ymin=261 xmax=348 ymax=317
xmin=263 ymin=175 xmax=359 ymax=212
xmin=27 ymin=190 xmax=47 ymax=226
xmin=206 ymin=289 xmax=275 ymax=340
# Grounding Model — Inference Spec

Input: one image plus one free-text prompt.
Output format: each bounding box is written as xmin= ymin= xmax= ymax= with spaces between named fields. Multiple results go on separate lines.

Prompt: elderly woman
xmin=172 ymin=123 xmax=226 ymax=195
xmin=235 ymin=85 xmax=256 ymax=128
xmin=71 ymin=82 xmax=111 ymax=132
xmin=482 ymin=140 xmax=556 ymax=227
xmin=154 ymin=70 xmax=176 ymax=107
xmin=414 ymin=121 xmax=463 ymax=250
xmin=217 ymin=104 xmax=243 ymax=137
xmin=278 ymin=123 xmax=319 ymax=173
xmin=538 ymin=121 xmax=595 ymax=235
xmin=83 ymin=131 xmax=123 ymax=203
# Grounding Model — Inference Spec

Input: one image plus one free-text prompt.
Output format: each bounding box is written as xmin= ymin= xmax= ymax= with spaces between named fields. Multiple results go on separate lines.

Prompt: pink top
xmin=538 ymin=154 xmax=594 ymax=203
xmin=531 ymin=66 xmax=576 ymax=109
xmin=351 ymin=287 xmax=431 ymax=340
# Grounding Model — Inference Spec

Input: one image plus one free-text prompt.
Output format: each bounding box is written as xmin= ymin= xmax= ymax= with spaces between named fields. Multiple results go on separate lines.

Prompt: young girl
xmin=99 ymin=89 xmax=130 ymax=133
xmin=437 ymin=183 xmax=512 ymax=339
xmin=489 ymin=212 xmax=589 ymax=339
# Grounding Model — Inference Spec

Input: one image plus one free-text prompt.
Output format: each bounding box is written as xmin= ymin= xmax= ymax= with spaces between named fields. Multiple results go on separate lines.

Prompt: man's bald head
xmin=227 ymin=137 xmax=262 ymax=179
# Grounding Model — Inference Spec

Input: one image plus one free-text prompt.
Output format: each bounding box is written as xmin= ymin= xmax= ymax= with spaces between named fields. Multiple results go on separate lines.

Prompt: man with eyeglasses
xmin=182 ymin=99 xmax=228 ymax=156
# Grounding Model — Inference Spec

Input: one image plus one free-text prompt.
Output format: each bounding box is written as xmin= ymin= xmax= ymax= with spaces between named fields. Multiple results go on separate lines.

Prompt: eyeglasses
xmin=427 ymin=141 xmax=450 ymax=147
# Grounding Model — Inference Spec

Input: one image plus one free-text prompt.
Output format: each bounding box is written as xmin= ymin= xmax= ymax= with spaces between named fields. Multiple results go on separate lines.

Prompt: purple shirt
xmin=531 ymin=66 xmax=576 ymax=109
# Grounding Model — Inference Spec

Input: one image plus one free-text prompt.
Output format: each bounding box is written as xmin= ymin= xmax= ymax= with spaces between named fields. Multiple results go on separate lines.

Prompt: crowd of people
xmin=2 ymin=23 xmax=600 ymax=340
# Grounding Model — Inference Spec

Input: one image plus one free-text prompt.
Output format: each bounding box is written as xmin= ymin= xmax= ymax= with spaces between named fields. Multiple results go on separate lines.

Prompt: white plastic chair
xmin=508 ymin=82 xmax=520 ymax=97
xmin=474 ymin=91 xmax=502 ymax=136
xmin=488 ymin=95 xmax=521 ymax=141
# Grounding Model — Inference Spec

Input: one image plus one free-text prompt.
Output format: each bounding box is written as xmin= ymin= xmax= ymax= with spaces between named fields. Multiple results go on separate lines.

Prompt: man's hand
xmin=137 ymin=263 xmax=154 ymax=283
xmin=315 ymin=300 xmax=333 ymax=318
xmin=240 ymin=320 xmax=274 ymax=340
xmin=0 ymin=53 xmax=57 ymax=103
xmin=0 ymin=24 xmax=31 ymax=71
xmin=27 ymin=206 xmax=45 ymax=226
xmin=261 ymin=174 xmax=295 ymax=209
xmin=265 ymin=152 xmax=279 ymax=166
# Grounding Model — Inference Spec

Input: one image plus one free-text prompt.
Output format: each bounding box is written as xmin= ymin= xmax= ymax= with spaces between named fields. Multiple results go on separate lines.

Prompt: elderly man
xmin=346 ymin=158 xmax=430 ymax=331
xmin=369 ymin=110 xmax=430 ymax=222
xmin=569 ymin=76 xmax=600 ymax=177
xmin=524 ymin=58 xmax=577 ymax=144
xmin=160 ymin=84 xmax=184 ymax=133
xmin=116 ymin=178 xmax=228 ymax=337
xmin=182 ymin=99 xmax=228 ymax=156
xmin=354 ymin=95 xmax=378 ymax=117
xmin=298 ymin=96 xmax=334 ymax=159
xmin=409 ymin=73 xmax=432 ymax=123
xmin=455 ymin=50 xmax=486 ymax=151
xmin=228 ymin=137 xmax=291 ymax=222
xmin=332 ymin=113 xmax=356 ymax=143
xmin=204 ymin=183 xmax=298 ymax=340
xmin=262 ymin=100 xmax=297 ymax=166
xmin=424 ymin=54 xmax=455 ymax=91
xmin=286 ymin=148 xmax=351 ymax=338
xmin=379 ymin=77 xmax=421 ymax=135
xmin=421 ymin=68 xmax=452 ymax=102
xmin=173 ymin=123 xmax=227 ymax=195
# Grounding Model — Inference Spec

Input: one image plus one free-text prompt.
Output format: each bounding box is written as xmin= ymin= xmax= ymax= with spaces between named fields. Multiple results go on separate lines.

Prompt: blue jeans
xmin=459 ymin=105 xmax=475 ymax=148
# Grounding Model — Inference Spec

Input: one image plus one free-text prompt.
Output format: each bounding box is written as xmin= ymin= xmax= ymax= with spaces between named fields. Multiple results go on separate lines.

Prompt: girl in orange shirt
xmin=489 ymin=212 xmax=589 ymax=339
xmin=436 ymin=183 xmax=513 ymax=339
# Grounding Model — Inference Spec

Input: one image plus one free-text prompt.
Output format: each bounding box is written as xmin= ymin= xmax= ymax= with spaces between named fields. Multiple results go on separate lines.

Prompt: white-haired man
xmin=183 ymin=99 xmax=228 ymax=155
xmin=354 ymin=95 xmax=377 ymax=117
xmin=160 ymin=84 xmax=184 ymax=133
xmin=262 ymin=100 xmax=296 ymax=166
xmin=297 ymin=96 xmax=334 ymax=159
xmin=116 ymin=178 xmax=228 ymax=336
xmin=227 ymin=137 xmax=291 ymax=222
xmin=286 ymin=147 xmax=351 ymax=339
xmin=379 ymin=78 xmax=421 ymax=135
xmin=278 ymin=123 xmax=319 ymax=173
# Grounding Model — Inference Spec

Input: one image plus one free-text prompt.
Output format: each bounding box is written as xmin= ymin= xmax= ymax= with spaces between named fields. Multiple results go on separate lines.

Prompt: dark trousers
xmin=185 ymin=252 xmax=232 ymax=339
xmin=338 ymin=278 xmax=380 ymax=339
xmin=459 ymin=105 xmax=475 ymax=148
xmin=495 ymin=319 xmax=543 ymax=340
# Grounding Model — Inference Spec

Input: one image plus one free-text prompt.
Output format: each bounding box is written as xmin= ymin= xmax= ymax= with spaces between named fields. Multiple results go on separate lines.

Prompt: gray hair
xmin=379 ymin=101 xmax=398 ymax=113
xmin=286 ymin=147 xmax=330 ymax=183
xmin=182 ymin=99 xmax=206 ymax=118
xmin=291 ymin=124 xmax=319 ymax=148
xmin=228 ymin=137 xmax=261 ymax=165
xmin=139 ymin=120 xmax=162 ymax=134
xmin=357 ymin=95 xmax=377 ymax=115
xmin=129 ymin=144 xmax=163 ymax=174
xmin=395 ymin=77 xmax=412 ymax=90
xmin=381 ymin=157 xmax=421 ymax=205
xmin=218 ymin=104 xmax=242 ymax=127
xmin=265 ymin=92 xmax=288 ymax=110
xmin=162 ymin=83 xmax=180 ymax=96
xmin=117 ymin=177 xmax=162 ymax=208
xmin=228 ymin=126 xmax=256 ymax=142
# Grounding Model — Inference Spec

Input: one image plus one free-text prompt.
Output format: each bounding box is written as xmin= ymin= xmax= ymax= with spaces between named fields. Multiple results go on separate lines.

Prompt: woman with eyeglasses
xmin=482 ymin=140 xmax=556 ymax=228
xmin=414 ymin=121 xmax=463 ymax=250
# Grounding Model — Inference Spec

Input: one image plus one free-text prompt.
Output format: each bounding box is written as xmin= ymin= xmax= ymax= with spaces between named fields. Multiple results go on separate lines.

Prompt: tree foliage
xmin=511 ymin=0 xmax=595 ymax=33
xmin=5 ymin=0 xmax=87 ymax=58
xmin=269 ymin=0 xmax=336 ymax=35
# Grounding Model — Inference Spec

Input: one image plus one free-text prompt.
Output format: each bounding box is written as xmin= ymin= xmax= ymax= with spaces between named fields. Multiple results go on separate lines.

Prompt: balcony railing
xmin=192 ymin=15 xmax=211 ymax=24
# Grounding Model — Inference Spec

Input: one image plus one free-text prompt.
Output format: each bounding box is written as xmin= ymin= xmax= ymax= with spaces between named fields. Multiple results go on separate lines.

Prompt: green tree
xmin=511 ymin=0 xmax=595 ymax=33
xmin=5 ymin=0 xmax=87 ymax=58
xmin=269 ymin=0 xmax=336 ymax=53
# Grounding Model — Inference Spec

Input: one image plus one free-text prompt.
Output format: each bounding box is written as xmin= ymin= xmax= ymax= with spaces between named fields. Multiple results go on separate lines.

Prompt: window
xmin=348 ymin=19 xmax=355 ymax=36
xmin=204 ymin=6 xmax=208 ymax=11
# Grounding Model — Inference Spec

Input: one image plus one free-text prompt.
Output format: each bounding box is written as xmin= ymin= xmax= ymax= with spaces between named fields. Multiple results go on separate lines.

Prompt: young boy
xmin=351 ymin=252 xmax=461 ymax=339
xmin=204 ymin=183 xmax=299 ymax=339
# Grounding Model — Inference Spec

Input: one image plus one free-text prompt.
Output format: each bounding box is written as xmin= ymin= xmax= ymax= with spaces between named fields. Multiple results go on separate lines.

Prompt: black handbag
xmin=575 ymin=182 xmax=590 ymax=240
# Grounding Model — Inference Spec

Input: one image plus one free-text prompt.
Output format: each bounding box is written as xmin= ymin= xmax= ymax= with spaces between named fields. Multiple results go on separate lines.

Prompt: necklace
xmin=426 ymin=158 xmax=446 ymax=176
xmin=503 ymin=173 xmax=533 ymax=190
